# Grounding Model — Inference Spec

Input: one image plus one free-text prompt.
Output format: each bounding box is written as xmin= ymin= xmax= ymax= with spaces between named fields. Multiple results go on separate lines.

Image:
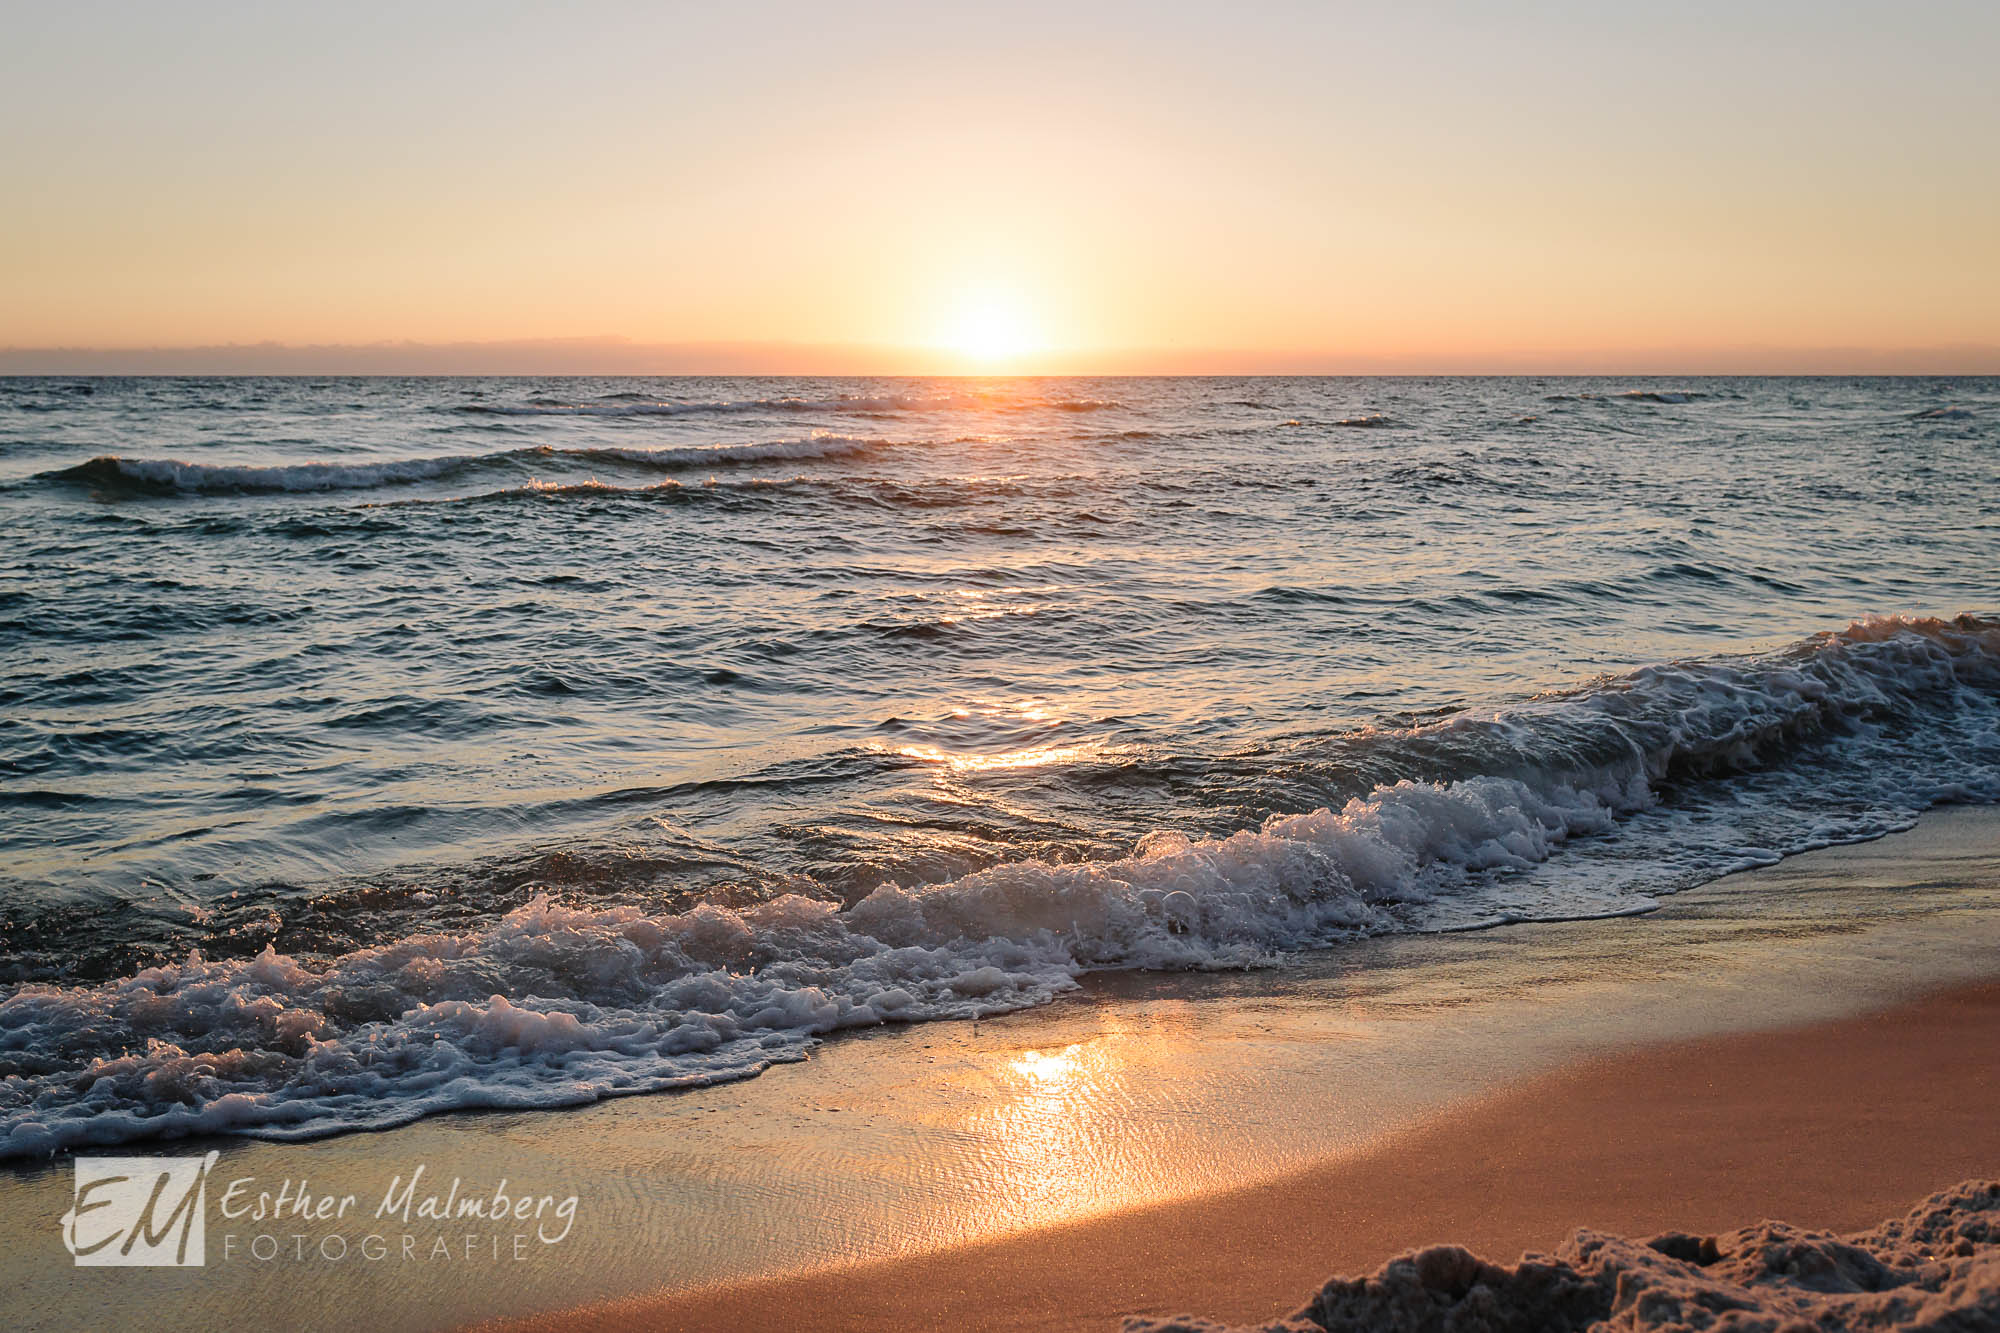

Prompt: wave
xmin=421 ymin=476 xmax=805 ymax=507
xmin=37 ymin=436 xmax=886 ymax=494
xmin=563 ymin=436 xmax=881 ymax=469
xmin=3 ymin=614 xmax=1997 ymax=1157
xmin=45 ymin=452 xmax=489 ymax=494
xmin=1911 ymin=406 xmax=1973 ymax=421
xmin=460 ymin=393 xmax=1121 ymax=418
xmin=1612 ymin=390 xmax=1704 ymax=404
xmin=1544 ymin=390 xmax=1706 ymax=404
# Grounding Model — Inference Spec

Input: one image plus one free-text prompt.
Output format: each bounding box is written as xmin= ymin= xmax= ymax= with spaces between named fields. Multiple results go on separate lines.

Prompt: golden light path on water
xmin=890 ymin=742 xmax=1099 ymax=771
xmin=898 ymin=1000 xmax=1364 ymax=1243
xmin=976 ymin=1034 xmax=1145 ymax=1224
xmin=874 ymin=687 xmax=1103 ymax=772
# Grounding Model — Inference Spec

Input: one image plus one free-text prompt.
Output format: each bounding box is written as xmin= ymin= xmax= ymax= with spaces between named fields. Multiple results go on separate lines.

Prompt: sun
xmin=936 ymin=285 xmax=1044 ymax=367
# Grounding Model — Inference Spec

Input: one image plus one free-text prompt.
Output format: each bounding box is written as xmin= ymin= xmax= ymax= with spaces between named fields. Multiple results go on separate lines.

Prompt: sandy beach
xmin=560 ymin=980 xmax=2000 ymax=1333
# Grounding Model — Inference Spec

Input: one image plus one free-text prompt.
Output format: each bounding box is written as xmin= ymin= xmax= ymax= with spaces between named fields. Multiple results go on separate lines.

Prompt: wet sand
xmin=539 ymin=979 xmax=2000 ymax=1332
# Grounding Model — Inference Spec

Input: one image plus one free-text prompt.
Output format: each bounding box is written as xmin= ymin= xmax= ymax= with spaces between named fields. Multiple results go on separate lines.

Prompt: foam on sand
xmin=1125 ymin=1178 xmax=2000 ymax=1332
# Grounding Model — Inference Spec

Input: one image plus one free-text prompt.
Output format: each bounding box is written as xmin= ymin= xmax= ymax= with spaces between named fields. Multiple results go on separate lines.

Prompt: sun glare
xmin=936 ymin=286 xmax=1043 ymax=366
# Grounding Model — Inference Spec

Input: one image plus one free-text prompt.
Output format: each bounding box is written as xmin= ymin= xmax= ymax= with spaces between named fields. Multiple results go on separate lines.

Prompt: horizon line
xmin=3 ymin=336 xmax=1997 ymax=378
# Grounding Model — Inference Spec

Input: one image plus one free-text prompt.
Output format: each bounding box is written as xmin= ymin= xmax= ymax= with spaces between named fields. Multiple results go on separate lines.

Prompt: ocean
xmin=2 ymin=374 xmax=1996 ymax=1158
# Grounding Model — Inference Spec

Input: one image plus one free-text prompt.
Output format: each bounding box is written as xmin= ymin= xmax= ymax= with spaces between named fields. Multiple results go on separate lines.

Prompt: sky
xmin=3 ymin=1 xmax=1997 ymax=374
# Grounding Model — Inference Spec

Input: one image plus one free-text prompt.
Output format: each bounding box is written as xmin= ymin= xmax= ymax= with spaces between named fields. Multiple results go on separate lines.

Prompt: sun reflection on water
xmin=1010 ymin=1044 xmax=1084 ymax=1083
xmin=939 ymin=1027 xmax=1168 ymax=1233
xmin=870 ymin=692 xmax=1104 ymax=773
xmin=892 ymin=742 xmax=1097 ymax=771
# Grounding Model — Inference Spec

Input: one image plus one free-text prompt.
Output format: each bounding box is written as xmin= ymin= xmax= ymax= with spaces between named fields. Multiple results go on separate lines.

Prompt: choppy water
xmin=2 ymin=375 xmax=1997 ymax=1156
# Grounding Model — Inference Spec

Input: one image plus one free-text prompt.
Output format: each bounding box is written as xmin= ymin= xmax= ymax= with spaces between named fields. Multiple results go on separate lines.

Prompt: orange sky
xmin=4 ymin=4 xmax=1997 ymax=373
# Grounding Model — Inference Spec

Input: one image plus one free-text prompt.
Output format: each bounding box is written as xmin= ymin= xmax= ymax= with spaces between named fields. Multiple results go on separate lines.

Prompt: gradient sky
xmin=4 ymin=1 xmax=1997 ymax=372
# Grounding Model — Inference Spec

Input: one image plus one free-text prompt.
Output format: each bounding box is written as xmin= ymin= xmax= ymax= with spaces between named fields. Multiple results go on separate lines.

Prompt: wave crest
xmin=460 ymin=392 xmax=1121 ymax=418
xmin=2 ymin=614 xmax=1996 ymax=1157
xmin=38 ymin=436 xmax=885 ymax=494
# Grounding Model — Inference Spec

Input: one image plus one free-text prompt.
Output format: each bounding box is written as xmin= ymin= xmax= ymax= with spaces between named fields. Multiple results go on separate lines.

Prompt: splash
xmin=3 ymin=617 xmax=1996 ymax=1158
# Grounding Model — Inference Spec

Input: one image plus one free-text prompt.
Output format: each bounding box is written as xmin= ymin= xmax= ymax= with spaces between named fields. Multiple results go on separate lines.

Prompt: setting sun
xmin=935 ymin=285 xmax=1044 ymax=366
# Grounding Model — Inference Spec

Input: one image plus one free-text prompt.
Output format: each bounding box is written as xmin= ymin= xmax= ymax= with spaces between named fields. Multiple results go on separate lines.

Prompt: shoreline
xmin=495 ymin=978 xmax=2000 ymax=1333
xmin=8 ymin=806 xmax=2000 ymax=1333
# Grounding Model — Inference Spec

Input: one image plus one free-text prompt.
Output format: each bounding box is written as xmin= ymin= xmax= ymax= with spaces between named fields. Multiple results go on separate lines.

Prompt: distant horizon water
xmin=4 ymin=347 xmax=2000 ymax=378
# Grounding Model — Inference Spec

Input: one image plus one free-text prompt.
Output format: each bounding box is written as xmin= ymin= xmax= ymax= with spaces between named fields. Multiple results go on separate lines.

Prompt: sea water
xmin=1 ymin=375 xmax=1996 ymax=1155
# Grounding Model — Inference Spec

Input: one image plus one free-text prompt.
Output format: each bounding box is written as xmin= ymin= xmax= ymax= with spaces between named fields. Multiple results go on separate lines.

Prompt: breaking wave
xmin=1545 ymin=390 xmax=1707 ymax=404
xmin=37 ymin=436 xmax=887 ymax=494
xmin=1612 ymin=390 xmax=1704 ymax=404
xmin=3 ymin=615 xmax=1997 ymax=1157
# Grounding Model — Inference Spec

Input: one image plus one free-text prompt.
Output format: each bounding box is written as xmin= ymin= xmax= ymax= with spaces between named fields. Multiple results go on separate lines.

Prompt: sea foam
xmin=3 ymin=616 xmax=1997 ymax=1158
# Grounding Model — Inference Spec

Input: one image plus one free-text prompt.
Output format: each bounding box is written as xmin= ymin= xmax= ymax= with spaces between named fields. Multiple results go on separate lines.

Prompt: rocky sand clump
xmin=1127 ymin=1178 xmax=2000 ymax=1332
